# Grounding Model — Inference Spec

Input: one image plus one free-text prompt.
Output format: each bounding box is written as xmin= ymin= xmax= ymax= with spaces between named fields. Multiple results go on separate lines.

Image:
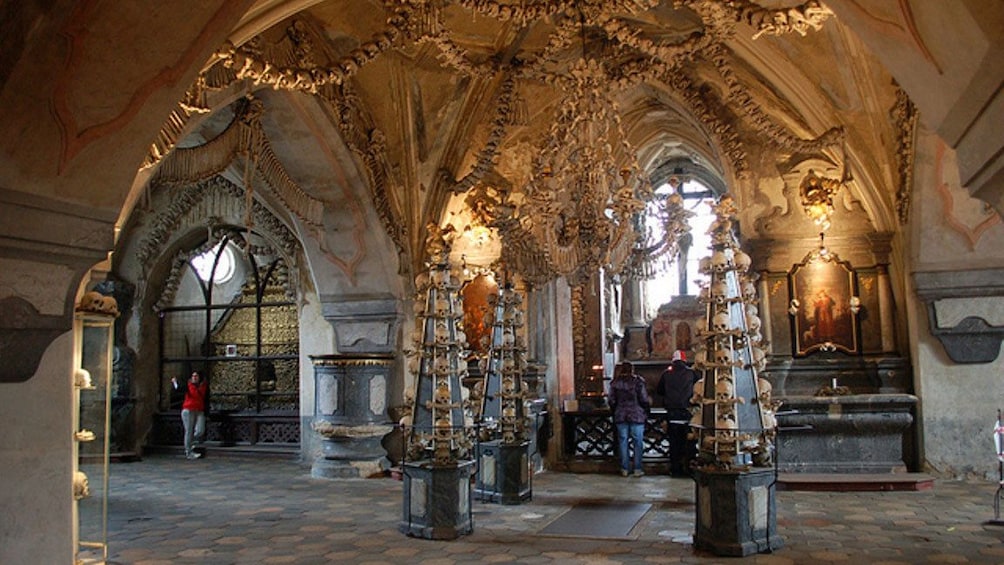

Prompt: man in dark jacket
xmin=657 ymin=351 xmax=698 ymax=476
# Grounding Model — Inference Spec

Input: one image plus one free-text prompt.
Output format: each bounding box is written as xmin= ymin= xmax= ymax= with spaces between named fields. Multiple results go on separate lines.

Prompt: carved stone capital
xmin=913 ymin=269 xmax=1004 ymax=364
xmin=321 ymin=295 xmax=402 ymax=353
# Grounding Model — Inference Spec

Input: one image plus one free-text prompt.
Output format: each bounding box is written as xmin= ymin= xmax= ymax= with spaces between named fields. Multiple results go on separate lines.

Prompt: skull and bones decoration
xmin=711 ymin=312 xmax=732 ymax=334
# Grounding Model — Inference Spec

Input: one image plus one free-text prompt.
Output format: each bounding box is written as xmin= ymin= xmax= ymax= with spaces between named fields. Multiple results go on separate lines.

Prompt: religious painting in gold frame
xmin=460 ymin=273 xmax=498 ymax=355
xmin=789 ymin=254 xmax=858 ymax=355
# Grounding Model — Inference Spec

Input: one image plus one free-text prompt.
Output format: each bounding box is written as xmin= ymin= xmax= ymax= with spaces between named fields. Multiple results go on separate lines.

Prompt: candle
xmin=831 ymin=378 xmax=837 ymax=388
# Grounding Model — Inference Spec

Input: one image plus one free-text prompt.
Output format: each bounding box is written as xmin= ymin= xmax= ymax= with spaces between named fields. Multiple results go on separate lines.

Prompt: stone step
xmin=777 ymin=472 xmax=935 ymax=492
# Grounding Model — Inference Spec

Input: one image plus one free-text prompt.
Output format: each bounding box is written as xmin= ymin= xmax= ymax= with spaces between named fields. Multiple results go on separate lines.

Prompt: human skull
xmin=76 ymin=291 xmax=104 ymax=313
xmin=73 ymin=471 xmax=90 ymax=500
xmin=698 ymin=286 xmax=710 ymax=303
xmin=692 ymin=348 xmax=707 ymax=365
xmin=74 ymin=368 xmax=92 ymax=388
xmin=746 ymin=314 xmax=762 ymax=334
xmin=695 ymin=317 xmax=707 ymax=333
xmin=733 ymin=250 xmax=752 ymax=273
xmin=690 ymin=409 xmax=703 ymax=426
xmin=711 ymin=280 xmax=729 ymax=303
xmin=716 ymin=414 xmax=738 ymax=438
xmin=691 ymin=378 xmax=705 ymax=404
xmin=742 ymin=281 xmax=757 ymax=302
xmin=757 ymin=378 xmax=773 ymax=403
xmin=698 ymin=256 xmax=712 ymax=274
xmin=434 ymin=297 xmax=449 ymax=315
xmin=714 ymin=347 xmax=733 ymax=367
xmin=97 ymin=295 xmax=119 ymax=316
xmin=715 ymin=378 xmax=734 ymax=399
xmin=712 ymin=312 xmax=731 ymax=333
xmin=751 ymin=347 xmax=767 ymax=371
xmin=434 ymin=356 xmax=450 ymax=374
xmin=429 ymin=267 xmax=447 ymax=286
xmin=710 ymin=250 xmax=731 ymax=273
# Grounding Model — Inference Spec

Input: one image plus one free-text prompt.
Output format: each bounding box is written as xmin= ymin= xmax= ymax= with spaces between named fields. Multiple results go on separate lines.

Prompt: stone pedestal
xmin=475 ymin=440 xmax=532 ymax=504
xmin=694 ymin=468 xmax=783 ymax=556
xmin=777 ymin=394 xmax=918 ymax=473
xmin=310 ymin=354 xmax=394 ymax=478
xmin=400 ymin=460 xmax=475 ymax=540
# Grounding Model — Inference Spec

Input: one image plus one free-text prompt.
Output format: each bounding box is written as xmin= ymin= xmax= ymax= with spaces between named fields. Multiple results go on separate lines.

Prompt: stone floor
xmin=79 ymin=454 xmax=1004 ymax=564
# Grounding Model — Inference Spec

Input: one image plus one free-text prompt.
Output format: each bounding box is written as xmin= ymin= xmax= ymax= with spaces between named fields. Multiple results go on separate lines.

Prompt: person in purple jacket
xmin=608 ymin=361 xmax=651 ymax=477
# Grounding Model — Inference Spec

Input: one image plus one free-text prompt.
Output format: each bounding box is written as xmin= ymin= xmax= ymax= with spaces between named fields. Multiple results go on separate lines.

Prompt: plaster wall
xmin=910 ymin=129 xmax=1004 ymax=477
xmin=298 ymin=291 xmax=333 ymax=459
xmin=0 ymin=332 xmax=74 ymax=564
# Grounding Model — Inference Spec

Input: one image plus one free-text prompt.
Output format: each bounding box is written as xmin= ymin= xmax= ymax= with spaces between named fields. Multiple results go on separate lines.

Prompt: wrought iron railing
xmin=561 ymin=409 xmax=673 ymax=460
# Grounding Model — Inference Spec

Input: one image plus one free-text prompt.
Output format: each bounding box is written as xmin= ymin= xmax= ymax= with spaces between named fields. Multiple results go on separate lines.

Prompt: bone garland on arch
xmin=152 ymin=227 xmax=296 ymax=312
xmin=891 ymin=86 xmax=918 ymax=225
xmin=205 ymin=1 xmax=834 ymax=94
xmin=320 ymin=83 xmax=409 ymax=262
xmin=663 ymin=70 xmax=750 ymax=176
xmin=136 ymin=176 xmax=299 ymax=281
xmin=153 ymin=97 xmax=325 ymax=232
xmin=705 ymin=41 xmax=845 ymax=155
xmin=450 ymin=71 xmax=521 ymax=195
xmin=211 ymin=13 xmax=410 ymax=92
xmin=731 ymin=0 xmax=834 ymax=40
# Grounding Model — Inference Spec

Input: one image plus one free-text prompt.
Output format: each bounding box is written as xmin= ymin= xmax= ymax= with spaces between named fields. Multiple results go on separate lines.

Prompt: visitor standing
xmin=172 ymin=370 xmax=208 ymax=460
xmin=657 ymin=351 xmax=699 ymax=476
xmin=608 ymin=361 xmax=651 ymax=477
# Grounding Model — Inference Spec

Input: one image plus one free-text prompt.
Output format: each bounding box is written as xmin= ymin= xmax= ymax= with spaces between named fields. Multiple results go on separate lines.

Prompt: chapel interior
xmin=2 ymin=1 xmax=1004 ymax=562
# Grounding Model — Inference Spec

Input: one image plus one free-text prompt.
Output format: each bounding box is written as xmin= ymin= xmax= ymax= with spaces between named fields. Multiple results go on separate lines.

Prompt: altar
xmin=776 ymin=394 xmax=918 ymax=473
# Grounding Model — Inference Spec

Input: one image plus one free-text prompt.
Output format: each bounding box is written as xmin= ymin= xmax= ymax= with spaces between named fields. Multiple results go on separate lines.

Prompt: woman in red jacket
xmin=172 ymin=371 xmax=208 ymax=459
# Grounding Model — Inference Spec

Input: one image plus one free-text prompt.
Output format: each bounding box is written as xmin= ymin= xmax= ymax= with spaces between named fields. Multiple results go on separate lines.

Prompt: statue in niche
xmin=674 ymin=321 xmax=692 ymax=352
xmin=648 ymin=304 xmax=674 ymax=358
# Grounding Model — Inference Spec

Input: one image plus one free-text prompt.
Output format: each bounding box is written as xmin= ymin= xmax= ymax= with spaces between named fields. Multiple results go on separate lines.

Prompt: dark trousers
xmin=665 ymin=410 xmax=693 ymax=476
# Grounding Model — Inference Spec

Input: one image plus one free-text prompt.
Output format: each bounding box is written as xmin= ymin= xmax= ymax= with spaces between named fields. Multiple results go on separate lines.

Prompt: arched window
xmin=644 ymin=178 xmax=717 ymax=318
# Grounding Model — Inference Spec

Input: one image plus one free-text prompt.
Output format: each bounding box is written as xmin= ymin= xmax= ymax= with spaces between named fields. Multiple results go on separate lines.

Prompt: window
xmin=644 ymin=179 xmax=717 ymax=316
xmin=190 ymin=242 xmax=235 ymax=284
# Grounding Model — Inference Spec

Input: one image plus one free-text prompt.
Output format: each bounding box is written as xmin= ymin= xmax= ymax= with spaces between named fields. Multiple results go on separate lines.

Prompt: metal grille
xmin=563 ymin=412 xmax=673 ymax=460
xmin=152 ymin=413 xmax=299 ymax=448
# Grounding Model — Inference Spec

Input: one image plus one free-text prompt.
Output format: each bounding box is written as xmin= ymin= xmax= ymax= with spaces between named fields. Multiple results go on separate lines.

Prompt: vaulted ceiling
xmin=139 ymin=1 xmax=906 ymax=278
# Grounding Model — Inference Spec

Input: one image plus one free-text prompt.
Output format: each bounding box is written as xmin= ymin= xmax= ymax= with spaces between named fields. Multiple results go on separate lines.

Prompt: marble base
xmin=400 ymin=460 xmax=475 ymax=540
xmin=311 ymin=426 xmax=393 ymax=478
xmin=694 ymin=468 xmax=783 ymax=557
xmin=474 ymin=441 xmax=532 ymax=505
xmin=311 ymin=456 xmax=389 ymax=479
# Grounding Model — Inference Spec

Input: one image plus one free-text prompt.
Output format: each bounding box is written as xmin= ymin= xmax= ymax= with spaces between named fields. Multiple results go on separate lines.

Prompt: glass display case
xmin=74 ymin=314 xmax=114 ymax=563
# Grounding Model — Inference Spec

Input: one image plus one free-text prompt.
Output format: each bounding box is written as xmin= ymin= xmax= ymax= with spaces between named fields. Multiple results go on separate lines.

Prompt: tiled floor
xmin=84 ymin=454 xmax=1004 ymax=564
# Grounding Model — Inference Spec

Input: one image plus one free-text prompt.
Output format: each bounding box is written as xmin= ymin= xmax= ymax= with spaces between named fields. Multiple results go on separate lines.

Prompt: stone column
xmin=621 ymin=277 xmax=649 ymax=359
xmin=310 ymin=354 xmax=395 ymax=478
xmin=876 ymin=265 xmax=896 ymax=353
xmin=313 ymin=297 xmax=402 ymax=477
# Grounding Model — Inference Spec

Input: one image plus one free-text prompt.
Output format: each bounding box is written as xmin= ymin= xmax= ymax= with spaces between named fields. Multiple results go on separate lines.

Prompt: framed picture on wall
xmin=789 ymin=254 xmax=858 ymax=355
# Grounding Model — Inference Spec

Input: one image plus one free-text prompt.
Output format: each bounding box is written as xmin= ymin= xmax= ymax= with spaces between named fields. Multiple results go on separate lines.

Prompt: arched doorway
xmin=151 ymin=231 xmax=301 ymax=453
